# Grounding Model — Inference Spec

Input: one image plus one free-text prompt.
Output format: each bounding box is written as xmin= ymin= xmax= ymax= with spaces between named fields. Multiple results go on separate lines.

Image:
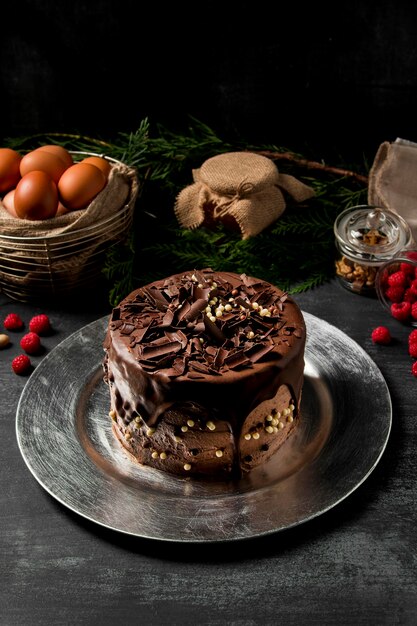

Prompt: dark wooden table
xmin=1 ymin=278 xmax=416 ymax=625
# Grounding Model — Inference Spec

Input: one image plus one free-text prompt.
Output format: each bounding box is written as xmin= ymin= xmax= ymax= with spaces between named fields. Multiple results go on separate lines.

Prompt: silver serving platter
xmin=16 ymin=313 xmax=392 ymax=543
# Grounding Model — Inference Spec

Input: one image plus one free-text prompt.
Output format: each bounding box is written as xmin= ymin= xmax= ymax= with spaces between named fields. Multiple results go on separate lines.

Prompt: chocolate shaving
xmin=113 ymin=269 xmax=300 ymax=380
xmin=141 ymin=340 xmax=182 ymax=360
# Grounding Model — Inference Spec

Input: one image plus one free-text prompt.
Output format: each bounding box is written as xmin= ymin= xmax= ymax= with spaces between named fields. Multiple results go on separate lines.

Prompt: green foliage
xmin=3 ymin=118 xmax=369 ymax=305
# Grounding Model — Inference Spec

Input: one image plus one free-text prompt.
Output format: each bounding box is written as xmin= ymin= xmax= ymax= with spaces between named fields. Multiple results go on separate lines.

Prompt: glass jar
xmin=334 ymin=205 xmax=414 ymax=295
xmin=375 ymin=249 xmax=417 ymax=326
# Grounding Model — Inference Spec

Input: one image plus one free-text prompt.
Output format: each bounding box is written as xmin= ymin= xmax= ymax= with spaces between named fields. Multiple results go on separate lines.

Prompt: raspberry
xmin=391 ymin=301 xmax=411 ymax=322
xmin=20 ymin=332 xmax=41 ymax=355
xmin=371 ymin=326 xmax=392 ymax=345
xmin=403 ymin=288 xmax=417 ymax=303
xmin=387 ymin=271 xmax=407 ymax=288
xmin=412 ymin=302 xmax=417 ymax=321
xmin=409 ymin=327 xmax=417 ymax=342
xmin=385 ymin=286 xmax=404 ymax=303
xmin=412 ymin=361 xmax=417 ymax=377
xmin=29 ymin=314 xmax=51 ymax=335
xmin=400 ymin=262 xmax=415 ymax=277
xmin=4 ymin=313 xmax=23 ymax=330
xmin=410 ymin=280 xmax=417 ymax=297
xmin=409 ymin=342 xmax=417 ymax=358
xmin=12 ymin=354 xmax=31 ymax=375
xmin=406 ymin=251 xmax=417 ymax=262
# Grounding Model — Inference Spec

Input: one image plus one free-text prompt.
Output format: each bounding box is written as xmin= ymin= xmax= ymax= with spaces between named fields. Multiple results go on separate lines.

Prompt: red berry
xmin=409 ymin=342 xmax=417 ymax=358
xmin=371 ymin=326 xmax=392 ymax=345
xmin=387 ymin=271 xmax=407 ymax=288
xmin=400 ymin=262 xmax=415 ymax=277
xmin=12 ymin=354 xmax=31 ymax=375
xmin=20 ymin=332 xmax=41 ymax=355
xmin=412 ymin=302 xmax=417 ymax=321
xmin=409 ymin=329 xmax=417 ymax=344
xmin=391 ymin=301 xmax=411 ymax=321
xmin=410 ymin=280 xmax=417 ymax=297
xmin=29 ymin=314 xmax=51 ymax=335
xmin=412 ymin=361 xmax=417 ymax=377
xmin=406 ymin=251 xmax=417 ymax=262
xmin=385 ymin=286 xmax=404 ymax=303
xmin=403 ymin=288 xmax=417 ymax=303
xmin=4 ymin=312 xmax=23 ymax=330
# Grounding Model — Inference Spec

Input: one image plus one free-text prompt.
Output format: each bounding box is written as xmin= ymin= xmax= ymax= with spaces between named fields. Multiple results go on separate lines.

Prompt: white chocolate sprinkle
xmin=206 ymin=421 xmax=216 ymax=431
xmin=184 ymin=463 xmax=192 ymax=471
xmin=151 ymin=451 xmax=159 ymax=459
xmin=109 ymin=410 xmax=117 ymax=420
xmin=224 ymin=304 xmax=233 ymax=312
xmin=174 ymin=436 xmax=182 ymax=443
xmin=146 ymin=428 xmax=155 ymax=436
xmin=265 ymin=426 xmax=274 ymax=434
xmin=215 ymin=450 xmax=224 ymax=458
xmin=244 ymin=433 xmax=252 ymax=440
xmin=278 ymin=421 xmax=284 ymax=429
xmin=187 ymin=419 xmax=195 ymax=427
xmin=266 ymin=415 xmax=273 ymax=422
xmin=181 ymin=425 xmax=188 ymax=432
xmin=289 ymin=404 xmax=295 ymax=411
xmin=252 ymin=432 xmax=260 ymax=440
xmin=287 ymin=415 xmax=294 ymax=423
xmin=160 ymin=452 xmax=167 ymax=459
xmin=125 ymin=432 xmax=132 ymax=440
xmin=246 ymin=331 xmax=255 ymax=340
xmin=251 ymin=302 xmax=259 ymax=310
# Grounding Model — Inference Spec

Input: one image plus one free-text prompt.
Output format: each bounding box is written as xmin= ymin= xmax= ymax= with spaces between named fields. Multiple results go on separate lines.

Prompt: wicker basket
xmin=0 ymin=152 xmax=138 ymax=302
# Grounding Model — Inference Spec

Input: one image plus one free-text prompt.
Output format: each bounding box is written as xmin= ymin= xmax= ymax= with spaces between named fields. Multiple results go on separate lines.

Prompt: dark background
xmin=2 ymin=0 xmax=417 ymax=165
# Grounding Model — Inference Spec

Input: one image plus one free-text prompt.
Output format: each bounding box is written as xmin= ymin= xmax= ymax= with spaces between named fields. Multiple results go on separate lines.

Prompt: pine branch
xmin=2 ymin=117 xmax=370 ymax=305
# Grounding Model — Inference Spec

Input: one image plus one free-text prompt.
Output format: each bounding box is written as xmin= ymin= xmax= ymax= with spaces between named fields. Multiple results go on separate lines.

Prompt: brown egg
xmin=0 ymin=148 xmax=22 ymax=193
xmin=15 ymin=171 xmax=58 ymax=220
xmin=2 ymin=189 xmax=18 ymax=217
xmin=81 ymin=156 xmax=112 ymax=179
xmin=58 ymin=162 xmax=107 ymax=211
xmin=20 ymin=149 xmax=68 ymax=184
xmin=35 ymin=145 xmax=73 ymax=169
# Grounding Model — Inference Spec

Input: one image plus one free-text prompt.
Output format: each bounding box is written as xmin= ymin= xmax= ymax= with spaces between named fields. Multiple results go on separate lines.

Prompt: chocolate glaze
xmin=103 ymin=269 xmax=306 ymax=478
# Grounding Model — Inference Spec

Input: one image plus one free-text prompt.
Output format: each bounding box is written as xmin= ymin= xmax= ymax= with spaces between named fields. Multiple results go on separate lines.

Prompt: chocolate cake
xmin=103 ymin=269 xmax=306 ymax=479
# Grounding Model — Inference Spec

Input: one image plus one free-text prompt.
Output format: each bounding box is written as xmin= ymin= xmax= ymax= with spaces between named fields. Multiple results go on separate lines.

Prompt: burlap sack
xmin=174 ymin=151 xmax=315 ymax=239
xmin=0 ymin=161 xmax=139 ymax=297
xmin=368 ymin=138 xmax=417 ymax=243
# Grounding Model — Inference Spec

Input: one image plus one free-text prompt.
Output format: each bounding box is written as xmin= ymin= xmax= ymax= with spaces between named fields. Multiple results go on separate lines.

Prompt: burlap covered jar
xmin=0 ymin=153 xmax=139 ymax=302
xmin=174 ymin=151 xmax=314 ymax=239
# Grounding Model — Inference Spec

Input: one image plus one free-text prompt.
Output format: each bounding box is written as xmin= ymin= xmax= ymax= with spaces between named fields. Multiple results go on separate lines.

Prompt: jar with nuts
xmin=334 ymin=205 xmax=414 ymax=295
